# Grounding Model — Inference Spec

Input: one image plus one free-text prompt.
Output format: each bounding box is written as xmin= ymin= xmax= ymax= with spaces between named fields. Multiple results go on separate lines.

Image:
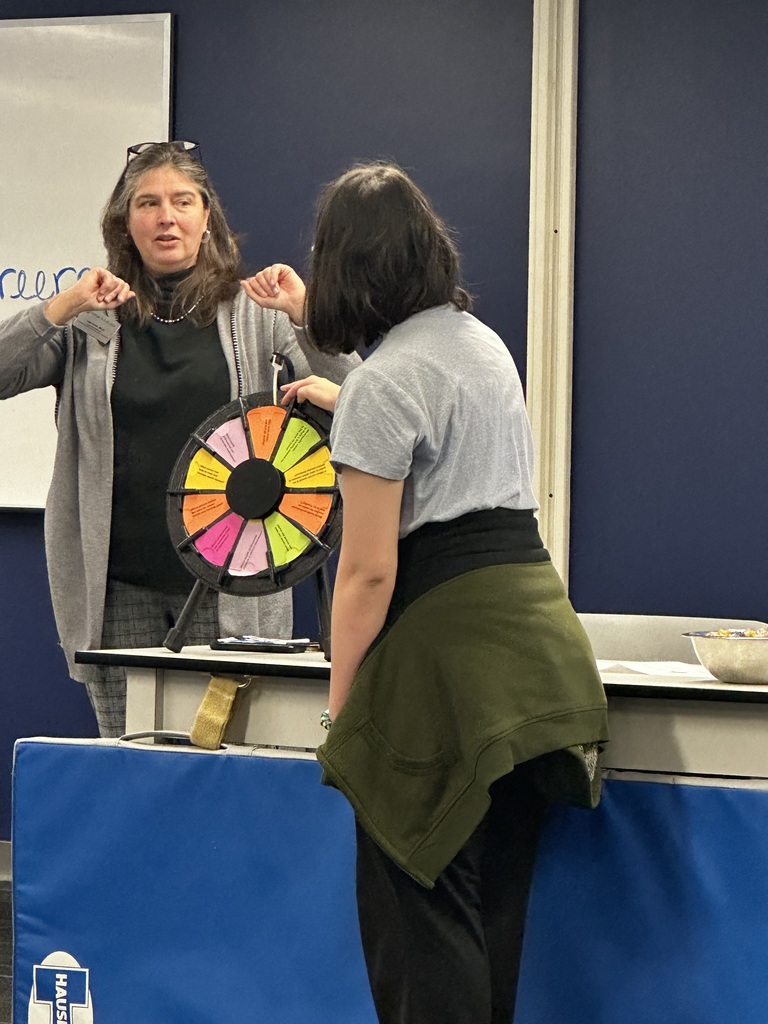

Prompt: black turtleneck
xmin=108 ymin=270 xmax=230 ymax=592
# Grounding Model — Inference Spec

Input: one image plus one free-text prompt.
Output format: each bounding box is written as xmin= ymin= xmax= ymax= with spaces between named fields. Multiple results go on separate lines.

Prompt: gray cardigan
xmin=0 ymin=293 xmax=358 ymax=683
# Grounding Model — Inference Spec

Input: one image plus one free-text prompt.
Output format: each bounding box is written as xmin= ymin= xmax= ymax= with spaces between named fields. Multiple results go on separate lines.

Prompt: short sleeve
xmin=329 ymin=366 xmax=425 ymax=480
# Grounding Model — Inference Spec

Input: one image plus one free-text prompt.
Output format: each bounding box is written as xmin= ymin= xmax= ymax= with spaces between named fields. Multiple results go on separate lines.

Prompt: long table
xmin=75 ymin=646 xmax=768 ymax=778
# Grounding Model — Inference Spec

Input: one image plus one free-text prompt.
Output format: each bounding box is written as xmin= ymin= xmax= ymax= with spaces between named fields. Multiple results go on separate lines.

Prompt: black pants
xmin=355 ymin=762 xmax=549 ymax=1024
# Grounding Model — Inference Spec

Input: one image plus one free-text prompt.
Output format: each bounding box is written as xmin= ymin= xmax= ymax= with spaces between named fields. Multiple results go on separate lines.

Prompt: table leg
xmin=125 ymin=667 xmax=164 ymax=734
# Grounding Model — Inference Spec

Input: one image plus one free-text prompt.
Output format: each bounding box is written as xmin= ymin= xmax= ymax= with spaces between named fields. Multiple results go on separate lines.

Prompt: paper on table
xmin=596 ymin=660 xmax=716 ymax=678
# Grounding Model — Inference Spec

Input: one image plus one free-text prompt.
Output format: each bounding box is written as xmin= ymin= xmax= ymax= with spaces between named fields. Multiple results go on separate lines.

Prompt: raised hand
xmin=45 ymin=268 xmax=136 ymax=326
xmin=241 ymin=263 xmax=306 ymax=326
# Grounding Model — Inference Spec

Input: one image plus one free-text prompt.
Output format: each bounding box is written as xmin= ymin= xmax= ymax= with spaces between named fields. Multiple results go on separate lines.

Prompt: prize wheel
xmin=164 ymin=390 xmax=341 ymax=652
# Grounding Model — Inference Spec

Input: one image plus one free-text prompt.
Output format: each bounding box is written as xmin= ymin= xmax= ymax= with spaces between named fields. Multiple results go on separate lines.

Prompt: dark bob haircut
xmin=306 ymin=162 xmax=472 ymax=354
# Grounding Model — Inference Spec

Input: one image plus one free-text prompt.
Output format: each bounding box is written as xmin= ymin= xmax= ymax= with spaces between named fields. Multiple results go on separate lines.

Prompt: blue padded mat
xmin=515 ymin=777 xmax=768 ymax=1023
xmin=13 ymin=739 xmax=376 ymax=1024
xmin=17 ymin=743 xmax=767 ymax=1023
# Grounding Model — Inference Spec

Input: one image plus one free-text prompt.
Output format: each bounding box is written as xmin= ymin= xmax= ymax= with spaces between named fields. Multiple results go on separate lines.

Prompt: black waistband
xmin=381 ymin=508 xmax=550 ymax=637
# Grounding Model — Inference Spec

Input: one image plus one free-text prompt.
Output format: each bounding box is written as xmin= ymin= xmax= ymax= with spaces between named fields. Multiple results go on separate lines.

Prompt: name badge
xmin=73 ymin=310 xmax=120 ymax=345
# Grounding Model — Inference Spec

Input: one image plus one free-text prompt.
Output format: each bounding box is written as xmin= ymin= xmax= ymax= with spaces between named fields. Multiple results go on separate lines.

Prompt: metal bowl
xmin=685 ymin=630 xmax=768 ymax=684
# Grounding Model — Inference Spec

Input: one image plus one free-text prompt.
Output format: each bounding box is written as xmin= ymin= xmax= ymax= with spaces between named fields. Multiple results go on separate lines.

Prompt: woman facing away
xmin=0 ymin=141 xmax=358 ymax=738
xmin=248 ymin=162 xmax=608 ymax=1024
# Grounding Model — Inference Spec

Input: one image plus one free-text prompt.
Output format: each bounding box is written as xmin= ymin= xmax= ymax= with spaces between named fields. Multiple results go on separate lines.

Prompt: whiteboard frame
xmin=0 ymin=13 xmax=172 ymax=510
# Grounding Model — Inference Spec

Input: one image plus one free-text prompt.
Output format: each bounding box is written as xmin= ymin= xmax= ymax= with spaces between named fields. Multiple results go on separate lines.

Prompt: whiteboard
xmin=0 ymin=14 xmax=171 ymax=508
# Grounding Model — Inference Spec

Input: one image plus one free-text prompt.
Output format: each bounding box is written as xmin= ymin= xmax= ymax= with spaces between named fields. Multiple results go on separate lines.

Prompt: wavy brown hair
xmin=305 ymin=162 xmax=472 ymax=354
xmin=101 ymin=143 xmax=244 ymax=326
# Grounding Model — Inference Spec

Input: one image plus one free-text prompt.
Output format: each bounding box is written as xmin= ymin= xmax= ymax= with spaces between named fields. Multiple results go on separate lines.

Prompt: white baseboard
xmin=0 ymin=839 xmax=10 ymax=881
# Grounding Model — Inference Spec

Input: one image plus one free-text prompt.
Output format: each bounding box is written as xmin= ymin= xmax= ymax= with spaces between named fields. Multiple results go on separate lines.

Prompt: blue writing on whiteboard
xmin=0 ymin=265 xmax=90 ymax=301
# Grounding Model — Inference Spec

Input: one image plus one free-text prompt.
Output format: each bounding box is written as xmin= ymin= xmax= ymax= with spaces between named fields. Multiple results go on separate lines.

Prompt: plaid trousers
xmin=85 ymin=578 xmax=219 ymax=738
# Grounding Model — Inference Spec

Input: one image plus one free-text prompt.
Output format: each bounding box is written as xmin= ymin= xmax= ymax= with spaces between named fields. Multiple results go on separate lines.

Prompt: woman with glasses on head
xmin=0 ymin=141 xmax=358 ymax=738
xmin=249 ymin=162 xmax=608 ymax=1024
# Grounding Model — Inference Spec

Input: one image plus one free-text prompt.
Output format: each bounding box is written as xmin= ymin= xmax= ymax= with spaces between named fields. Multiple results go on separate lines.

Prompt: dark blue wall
xmin=570 ymin=0 xmax=768 ymax=616
xmin=0 ymin=0 xmax=533 ymax=840
xmin=0 ymin=515 xmax=98 ymax=836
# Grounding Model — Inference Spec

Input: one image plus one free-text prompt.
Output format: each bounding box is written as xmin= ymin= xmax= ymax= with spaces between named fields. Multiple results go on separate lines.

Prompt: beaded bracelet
xmin=320 ymin=709 xmax=333 ymax=731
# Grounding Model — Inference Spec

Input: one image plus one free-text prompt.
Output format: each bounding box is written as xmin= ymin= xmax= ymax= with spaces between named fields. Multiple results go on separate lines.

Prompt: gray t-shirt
xmin=329 ymin=305 xmax=538 ymax=538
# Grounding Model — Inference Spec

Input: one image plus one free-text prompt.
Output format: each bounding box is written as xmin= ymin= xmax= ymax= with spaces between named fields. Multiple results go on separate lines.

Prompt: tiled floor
xmin=0 ymin=883 xmax=10 ymax=1024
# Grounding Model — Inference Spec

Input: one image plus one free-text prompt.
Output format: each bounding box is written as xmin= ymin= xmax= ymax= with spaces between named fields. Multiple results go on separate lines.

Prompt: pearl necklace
xmin=151 ymin=301 xmax=199 ymax=324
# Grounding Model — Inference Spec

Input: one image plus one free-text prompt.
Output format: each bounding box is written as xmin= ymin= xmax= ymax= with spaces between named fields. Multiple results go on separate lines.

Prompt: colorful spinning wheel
xmin=164 ymin=389 xmax=341 ymax=653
